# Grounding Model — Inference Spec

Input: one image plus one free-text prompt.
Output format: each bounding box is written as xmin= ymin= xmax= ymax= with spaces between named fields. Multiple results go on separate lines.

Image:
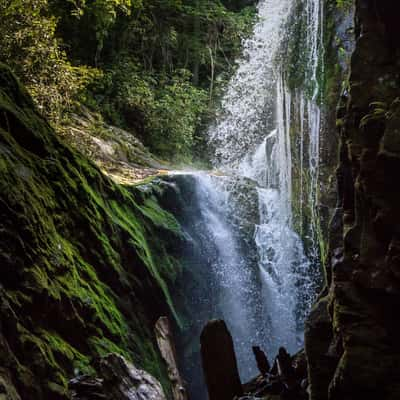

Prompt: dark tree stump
xmin=200 ymin=320 xmax=243 ymax=400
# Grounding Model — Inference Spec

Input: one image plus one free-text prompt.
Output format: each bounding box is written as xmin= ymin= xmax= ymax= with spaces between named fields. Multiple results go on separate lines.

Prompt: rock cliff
xmin=306 ymin=1 xmax=400 ymax=399
xmin=0 ymin=64 xmax=185 ymax=399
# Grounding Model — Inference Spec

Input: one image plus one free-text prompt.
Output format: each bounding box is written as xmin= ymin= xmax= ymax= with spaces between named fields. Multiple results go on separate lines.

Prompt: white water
xmin=177 ymin=0 xmax=324 ymax=392
xmin=208 ymin=0 xmax=293 ymax=168
xmin=191 ymin=173 xmax=266 ymax=379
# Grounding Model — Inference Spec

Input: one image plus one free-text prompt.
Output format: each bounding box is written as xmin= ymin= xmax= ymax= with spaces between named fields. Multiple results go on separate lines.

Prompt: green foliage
xmin=68 ymin=0 xmax=134 ymax=63
xmin=0 ymin=0 xmax=100 ymax=125
xmin=0 ymin=0 xmax=256 ymax=162
xmin=87 ymin=0 xmax=255 ymax=162
xmin=147 ymin=71 xmax=208 ymax=160
xmin=94 ymin=57 xmax=155 ymax=128
xmin=94 ymin=61 xmax=207 ymax=161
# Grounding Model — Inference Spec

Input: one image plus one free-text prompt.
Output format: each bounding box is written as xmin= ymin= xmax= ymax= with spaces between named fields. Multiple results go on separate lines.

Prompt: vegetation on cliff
xmin=281 ymin=0 xmax=354 ymax=271
xmin=0 ymin=1 xmax=258 ymax=398
xmin=0 ymin=64 xmax=188 ymax=398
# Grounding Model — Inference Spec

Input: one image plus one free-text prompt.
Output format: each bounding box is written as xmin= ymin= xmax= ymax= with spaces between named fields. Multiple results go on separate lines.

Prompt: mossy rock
xmin=0 ymin=64 xmax=184 ymax=399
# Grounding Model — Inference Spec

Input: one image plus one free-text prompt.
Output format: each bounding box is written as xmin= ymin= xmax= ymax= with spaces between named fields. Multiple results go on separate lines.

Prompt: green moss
xmin=39 ymin=330 xmax=93 ymax=374
xmin=139 ymin=196 xmax=181 ymax=235
xmin=88 ymin=336 xmax=130 ymax=359
xmin=108 ymin=196 xmax=183 ymax=328
xmin=17 ymin=327 xmax=89 ymax=394
xmin=0 ymin=65 xmax=181 ymax=398
xmin=336 ymin=0 xmax=353 ymax=10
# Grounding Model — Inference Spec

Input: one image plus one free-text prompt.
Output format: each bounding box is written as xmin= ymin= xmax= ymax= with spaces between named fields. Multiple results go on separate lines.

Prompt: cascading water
xmin=192 ymin=173 xmax=267 ymax=377
xmin=205 ymin=0 xmax=324 ymax=352
xmin=175 ymin=0 xmax=325 ymax=397
xmin=208 ymin=0 xmax=293 ymax=167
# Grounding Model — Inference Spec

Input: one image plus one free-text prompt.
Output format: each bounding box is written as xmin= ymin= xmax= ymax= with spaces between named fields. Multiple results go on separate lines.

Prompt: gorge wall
xmin=306 ymin=1 xmax=400 ymax=399
xmin=0 ymin=64 xmax=186 ymax=399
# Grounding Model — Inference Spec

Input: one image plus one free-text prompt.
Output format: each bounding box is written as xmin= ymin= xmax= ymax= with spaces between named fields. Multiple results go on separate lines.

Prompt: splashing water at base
xmin=256 ymin=188 xmax=310 ymax=354
xmin=192 ymin=173 xmax=267 ymax=379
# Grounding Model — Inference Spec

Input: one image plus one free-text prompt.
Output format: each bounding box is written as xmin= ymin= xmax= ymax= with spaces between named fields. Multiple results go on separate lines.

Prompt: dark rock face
xmin=70 ymin=354 xmax=166 ymax=399
xmin=200 ymin=320 xmax=243 ymax=400
xmin=306 ymin=1 xmax=400 ymax=399
xmin=305 ymin=297 xmax=336 ymax=400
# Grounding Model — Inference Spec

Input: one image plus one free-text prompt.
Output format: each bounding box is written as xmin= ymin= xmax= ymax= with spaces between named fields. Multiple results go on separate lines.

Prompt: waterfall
xmin=299 ymin=0 xmax=324 ymax=264
xmin=175 ymin=0 xmax=325 ymax=397
xmin=208 ymin=0 xmax=293 ymax=167
xmin=192 ymin=173 xmax=266 ymax=378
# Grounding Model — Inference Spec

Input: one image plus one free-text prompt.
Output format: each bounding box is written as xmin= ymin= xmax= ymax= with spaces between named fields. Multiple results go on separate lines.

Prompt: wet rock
xmin=70 ymin=376 xmax=105 ymax=399
xmin=291 ymin=350 xmax=307 ymax=382
xmin=70 ymin=354 xmax=166 ymax=400
xmin=305 ymin=296 xmax=338 ymax=400
xmin=200 ymin=320 xmax=243 ymax=400
xmin=0 ymin=369 xmax=21 ymax=400
xmin=155 ymin=317 xmax=187 ymax=400
xmin=0 ymin=65 xmax=179 ymax=398
xmin=276 ymin=348 xmax=295 ymax=381
xmin=252 ymin=346 xmax=271 ymax=376
xmin=306 ymin=2 xmax=400 ymax=399
xmin=242 ymin=346 xmax=309 ymax=400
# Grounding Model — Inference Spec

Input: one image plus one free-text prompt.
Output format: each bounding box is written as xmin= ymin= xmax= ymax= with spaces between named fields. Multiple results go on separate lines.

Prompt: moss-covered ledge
xmin=0 ymin=64 xmax=185 ymax=399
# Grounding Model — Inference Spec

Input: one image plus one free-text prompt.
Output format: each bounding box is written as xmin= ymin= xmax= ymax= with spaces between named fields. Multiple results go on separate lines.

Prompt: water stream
xmin=175 ymin=0 xmax=325 ymax=397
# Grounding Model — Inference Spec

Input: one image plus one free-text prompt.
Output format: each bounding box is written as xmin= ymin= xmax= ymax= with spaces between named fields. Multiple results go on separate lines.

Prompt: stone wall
xmin=306 ymin=1 xmax=400 ymax=399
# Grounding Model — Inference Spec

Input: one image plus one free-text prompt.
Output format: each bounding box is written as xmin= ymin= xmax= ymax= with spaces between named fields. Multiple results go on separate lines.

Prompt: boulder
xmin=155 ymin=317 xmax=187 ymax=400
xmin=200 ymin=320 xmax=243 ymax=400
xmin=70 ymin=354 xmax=166 ymax=400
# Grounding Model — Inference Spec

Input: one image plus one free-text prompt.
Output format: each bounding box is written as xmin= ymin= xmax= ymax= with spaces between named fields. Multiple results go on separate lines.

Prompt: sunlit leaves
xmin=0 ymin=0 xmax=256 ymax=162
xmin=0 ymin=0 xmax=101 ymax=124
